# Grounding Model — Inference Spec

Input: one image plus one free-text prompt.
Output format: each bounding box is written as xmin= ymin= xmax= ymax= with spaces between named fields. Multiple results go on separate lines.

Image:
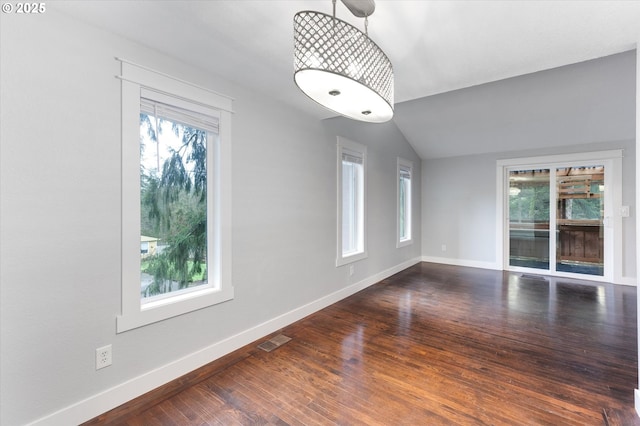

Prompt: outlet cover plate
xmin=96 ymin=344 xmax=112 ymax=370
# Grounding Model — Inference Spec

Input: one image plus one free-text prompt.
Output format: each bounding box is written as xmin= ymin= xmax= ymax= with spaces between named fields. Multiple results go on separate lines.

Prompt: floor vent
xmin=258 ymin=334 xmax=291 ymax=352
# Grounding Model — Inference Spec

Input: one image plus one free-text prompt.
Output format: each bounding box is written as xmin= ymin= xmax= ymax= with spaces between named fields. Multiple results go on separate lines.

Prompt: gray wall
xmin=422 ymin=153 xmax=499 ymax=265
xmin=419 ymin=52 xmax=636 ymax=280
xmin=396 ymin=51 xmax=636 ymax=159
xmin=0 ymin=9 xmax=421 ymax=425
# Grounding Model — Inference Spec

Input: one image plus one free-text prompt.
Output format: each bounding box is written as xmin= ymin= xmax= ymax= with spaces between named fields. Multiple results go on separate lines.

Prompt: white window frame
xmin=117 ymin=60 xmax=233 ymax=333
xmin=397 ymin=157 xmax=413 ymax=247
xmin=336 ymin=137 xmax=368 ymax=266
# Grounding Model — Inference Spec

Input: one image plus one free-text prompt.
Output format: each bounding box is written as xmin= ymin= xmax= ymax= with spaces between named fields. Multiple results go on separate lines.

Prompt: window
xmin=117 ymin=60 xmax=233 ymax=332
xmin=337 ymin=137 xmax=367 ymax=266
xmin=397 ymin=158 xmax=413 ymax=247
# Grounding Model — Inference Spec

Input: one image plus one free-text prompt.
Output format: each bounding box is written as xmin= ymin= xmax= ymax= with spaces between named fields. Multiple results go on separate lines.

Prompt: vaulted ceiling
xmin=55 ymin=1 xmax=640 ymax=158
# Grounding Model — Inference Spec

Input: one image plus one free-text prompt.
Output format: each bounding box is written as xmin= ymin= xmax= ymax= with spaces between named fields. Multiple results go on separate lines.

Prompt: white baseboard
xmin=27 ymin=257 xmax=422 ymax=426
xmin=617 ymin=276 xmax=637 ymax=287
xmin=421 ymin=255 xmax=500 ymax=271
xmin=635 ymin=389 xmax=640 ymax=418
xmin=422 ymin=256 xmax=637 ymax=287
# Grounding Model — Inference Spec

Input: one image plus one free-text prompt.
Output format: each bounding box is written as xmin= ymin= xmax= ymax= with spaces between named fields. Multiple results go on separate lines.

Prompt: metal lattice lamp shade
xmin=294 ymin=11 xmax=394 ymax=123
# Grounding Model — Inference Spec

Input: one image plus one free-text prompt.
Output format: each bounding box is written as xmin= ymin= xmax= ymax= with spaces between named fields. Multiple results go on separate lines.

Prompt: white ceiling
xmin=54 ymin=1 xmax=640 ymax=158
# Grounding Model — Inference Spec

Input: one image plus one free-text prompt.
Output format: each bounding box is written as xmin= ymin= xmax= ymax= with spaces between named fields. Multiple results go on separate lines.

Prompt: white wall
xmin=0 ymin=9 xmax=421 ymax=426
xmin=420 ymin=52 xmax=637 ymax=282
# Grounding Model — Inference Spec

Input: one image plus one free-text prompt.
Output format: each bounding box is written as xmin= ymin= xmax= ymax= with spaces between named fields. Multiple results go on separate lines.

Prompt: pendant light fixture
xmin=293 ymin=0 xmax=394 ymax=123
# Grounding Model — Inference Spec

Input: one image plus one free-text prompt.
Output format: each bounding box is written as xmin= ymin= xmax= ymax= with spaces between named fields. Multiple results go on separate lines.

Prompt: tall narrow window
xmin=118 ymin=60 xmax=233 ymax=332
xmin=337 ymin=137 xmax=367 ymax=266
xmin=397 ymin=158 xmax=413 ymax=247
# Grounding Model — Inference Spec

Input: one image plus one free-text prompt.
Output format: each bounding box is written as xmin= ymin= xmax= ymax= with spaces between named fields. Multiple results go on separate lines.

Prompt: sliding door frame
xmin=496 ymin=150 xmax=623 ymax=283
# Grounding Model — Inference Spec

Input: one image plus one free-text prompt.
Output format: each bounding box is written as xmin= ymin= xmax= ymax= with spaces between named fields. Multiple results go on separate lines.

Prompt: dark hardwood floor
xmin=88 ymin=262 xmax=638 ymax=425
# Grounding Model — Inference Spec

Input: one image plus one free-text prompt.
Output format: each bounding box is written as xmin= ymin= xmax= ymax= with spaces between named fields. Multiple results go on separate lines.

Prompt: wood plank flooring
xmin=89 ymin=262 xmax=638 ymax=425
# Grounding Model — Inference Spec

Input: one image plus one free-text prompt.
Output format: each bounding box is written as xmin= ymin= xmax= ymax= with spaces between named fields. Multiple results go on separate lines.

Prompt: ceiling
xmin=54 ymin=1 xmax=640 ymax=158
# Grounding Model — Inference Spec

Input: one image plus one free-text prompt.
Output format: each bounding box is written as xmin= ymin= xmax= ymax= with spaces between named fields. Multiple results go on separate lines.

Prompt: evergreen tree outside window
xmin=139 ymin=96 xmax=212 ymax=300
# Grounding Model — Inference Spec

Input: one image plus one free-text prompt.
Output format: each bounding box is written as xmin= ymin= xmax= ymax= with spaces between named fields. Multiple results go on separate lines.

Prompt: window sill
xmin=117 ymin=286 xmax=234 ymax=333
xmin=397 ymin=238 xmax=413 ymax=248
xmin=336 ymin=251 xmax=368 ymax=267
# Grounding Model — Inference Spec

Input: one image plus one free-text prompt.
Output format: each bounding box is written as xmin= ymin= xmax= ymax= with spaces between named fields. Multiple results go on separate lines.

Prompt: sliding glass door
xmin=507 ymin=163 xmax=608 ymax=278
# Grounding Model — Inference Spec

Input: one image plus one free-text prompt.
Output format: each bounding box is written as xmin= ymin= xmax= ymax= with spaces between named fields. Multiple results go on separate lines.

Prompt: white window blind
xmin=342 ymin=151 xmax=363 ymax=165
xmin=140 ymin=88 xmax=219 ymax=134
xmin=400 ymin=165 xmax=411 ymax=180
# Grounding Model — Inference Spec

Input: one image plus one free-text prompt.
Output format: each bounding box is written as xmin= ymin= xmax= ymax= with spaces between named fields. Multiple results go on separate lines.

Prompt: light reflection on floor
xmin=507 ymin=272 xmax=614 ymax=325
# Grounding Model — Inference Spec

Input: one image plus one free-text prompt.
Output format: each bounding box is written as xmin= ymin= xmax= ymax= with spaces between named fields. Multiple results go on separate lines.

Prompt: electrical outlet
xmin=96 ymin=345 xmax=112 ymax=370
xmin=349 ymin=264 xmax=354 ymax=276
xmin=441 ymin=244 xmax=447 ymax=252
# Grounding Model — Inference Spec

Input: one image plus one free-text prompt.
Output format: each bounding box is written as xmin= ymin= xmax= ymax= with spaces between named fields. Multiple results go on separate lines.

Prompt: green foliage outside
xmin=509 ymin=184 xmax=550 ymax=223
xmin=560 ymin=183 xmax=603 ymax=220
xmin=510 ymin=181 xmax=602 ymax=223
xmin=140 ymin=113 xmax=208 ymax=297
xmin=141 ymin=259 xmax=207 ymax=282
